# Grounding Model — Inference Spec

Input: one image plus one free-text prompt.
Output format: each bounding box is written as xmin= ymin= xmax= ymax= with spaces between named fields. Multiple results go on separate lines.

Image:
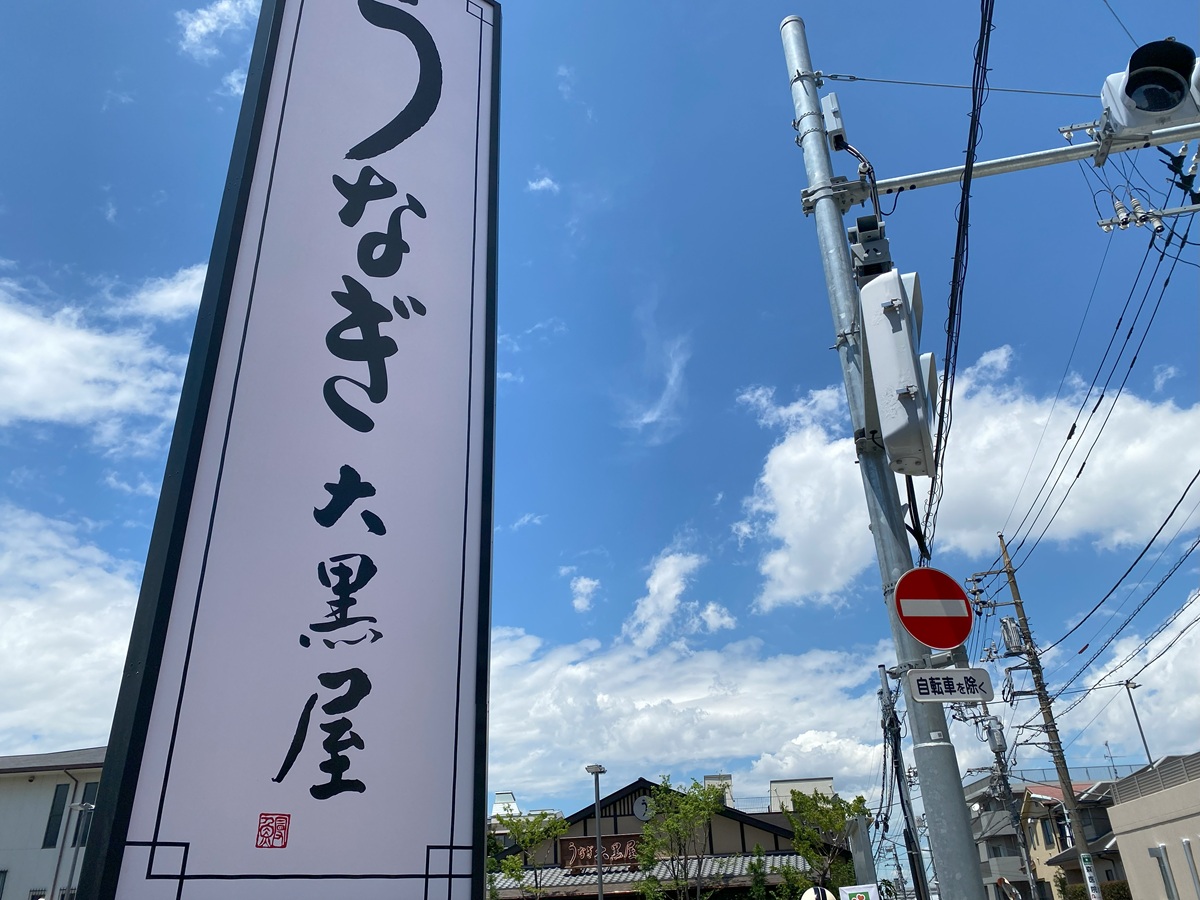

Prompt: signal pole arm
xmin=825 ymin=121 xmax=1200 ymax=210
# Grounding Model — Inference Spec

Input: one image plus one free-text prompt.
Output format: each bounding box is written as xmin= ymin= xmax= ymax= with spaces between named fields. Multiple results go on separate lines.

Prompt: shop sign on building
xmin=82 ymin=2 xmax=499 ymax=899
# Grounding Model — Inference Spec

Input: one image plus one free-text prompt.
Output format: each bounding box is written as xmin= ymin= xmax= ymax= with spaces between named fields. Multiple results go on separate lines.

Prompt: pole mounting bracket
xmin=800 ymin=175 xmax=862 ymax=215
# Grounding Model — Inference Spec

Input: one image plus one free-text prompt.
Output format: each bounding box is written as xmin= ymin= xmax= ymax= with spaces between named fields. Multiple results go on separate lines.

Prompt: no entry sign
xmin=895 ymin=567 xmax=973 ymax=650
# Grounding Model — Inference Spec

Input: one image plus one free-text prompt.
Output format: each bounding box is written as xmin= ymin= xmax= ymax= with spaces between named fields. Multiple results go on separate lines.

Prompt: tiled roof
xmin=0 ymin=746 xmax=106 ymax=774
xmin=492 ymin=852 xmax=812 ymax=894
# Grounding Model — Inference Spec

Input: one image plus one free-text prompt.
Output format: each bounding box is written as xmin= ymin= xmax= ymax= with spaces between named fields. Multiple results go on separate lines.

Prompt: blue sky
xmin=2 ymin=0 xmax=1198 ymax=854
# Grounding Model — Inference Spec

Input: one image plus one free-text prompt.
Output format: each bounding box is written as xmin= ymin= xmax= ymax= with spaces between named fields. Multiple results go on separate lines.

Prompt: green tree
xmin=636 ymin=777 xmax=728 ymax=900
xmin=770 ymin=862 xmax=814 ymax=900
xmin=748 ymin=846 xmax=770 ymax=900
xmin=780 ymin=789 xmax=871 ymax=892
xmin=494 ymin=810 xmax=569 ymax=897
xmin=1052 ymin=869 xmax=1069 ymax=900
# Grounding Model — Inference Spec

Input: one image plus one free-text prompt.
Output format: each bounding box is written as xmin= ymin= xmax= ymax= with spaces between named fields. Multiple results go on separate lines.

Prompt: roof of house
xmin=1044 ymin=831 xmax=1121 ymax=867
xmin=0 ymin=746 xmax=106 ymax=775
xmin=492 ymin=851 xmax=812 ymax=897
xmin=1021 ymin=781 xmax=1112 ymax=807
xmin=560 ymin=777 xmax=796 ymax=841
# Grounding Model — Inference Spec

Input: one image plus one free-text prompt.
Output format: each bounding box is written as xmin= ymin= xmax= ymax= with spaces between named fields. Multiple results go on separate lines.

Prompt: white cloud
xmin=736 ymin=348 xmax=1200 ymax=607
xmin=103 ymin=471 xmax=160 ymax=497
xmin=1038 ymin=597 xmax=1200 ymax=769
xmin=527 ymin=175 xmax=560 ymax=194
xmin=622 ymin=336 xmax=690 ymax=445
xmin=933 ymin=348 xmax=1200 ymax=556
xmin=699 ymin=602 xmax=736 ymax=632
xmin=500 ymin=317 xmax=567 ymax=354
xmin=488 ymin=626 xmax=890 ymax=803
xmin=511 ymin=512 xmax=546 ymax=531
xmin=0 ymin=505 xmax=138 ymax=753
xmin=570 ymin=576 xmax=600 ymax=612
xmin=177 ymin=0 xmax=260 ymax=60
xmin=102 ymin=90 xmax=134 ymax=111
xmin=109 ymin=263 xmax=206 ymax=320
xmin=0 ymin=281 xmax=186 ymax=450
xmin=556 ymin=65 xmax=575 ymax=100
xmin=734 ymin=386 xmax=869 ymax=611
xmin=220 ymin=68 xmax=247 ymax=97
xmin=622 ymin=550 xmax=705 ymax=650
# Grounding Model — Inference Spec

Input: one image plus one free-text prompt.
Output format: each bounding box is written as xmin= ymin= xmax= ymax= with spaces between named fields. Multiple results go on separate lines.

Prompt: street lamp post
xmin=585 ymin=765 xmax=606 ymax=900
xmin=65 ymin=803 xmax=95 ymax=899
xmin=1124 ymin=681 xmax=1153 ymax=767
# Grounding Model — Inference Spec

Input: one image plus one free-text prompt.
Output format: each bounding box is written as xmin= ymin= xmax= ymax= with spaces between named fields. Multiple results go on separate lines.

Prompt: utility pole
xmin=890 ymin=842 xmax=911 ymax=900
xmin=997 ymin=534 xmax=1102 ymax=900
xmin=979 ymin=707 xmax=1035 ymax=899
xmin=880 ymin=667 xmax=931 ymax=900
xmin=780 ymin=17 xmax=985 ymax=900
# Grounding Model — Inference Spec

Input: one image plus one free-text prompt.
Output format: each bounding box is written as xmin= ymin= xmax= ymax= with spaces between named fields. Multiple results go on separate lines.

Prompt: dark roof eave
xmin=0 ymin=746 xmax=107 ymax=775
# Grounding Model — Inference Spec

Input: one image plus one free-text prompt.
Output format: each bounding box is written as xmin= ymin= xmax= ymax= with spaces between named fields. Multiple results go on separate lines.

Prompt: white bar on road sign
xmin=905 ymin=667 xmax=994 ymax=703
xmin=899 ymin=597 xmax=970 ymax=617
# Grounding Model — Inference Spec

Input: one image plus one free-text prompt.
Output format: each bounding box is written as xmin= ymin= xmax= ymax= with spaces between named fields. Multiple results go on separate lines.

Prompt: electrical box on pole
xmin=858 ymin=269 xmax=937 ymax=476
xmin=1101 ymin=38 xmax=1200 ymax=134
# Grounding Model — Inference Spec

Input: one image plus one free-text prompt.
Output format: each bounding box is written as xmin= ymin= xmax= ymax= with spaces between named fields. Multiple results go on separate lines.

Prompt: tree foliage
xmin=494 ymin=810 xmax=569 ymax=897
xmin=636 ymin=777 xmax=728 ymax=900
xmin=780 ymin=788 xmax=870 ymax=891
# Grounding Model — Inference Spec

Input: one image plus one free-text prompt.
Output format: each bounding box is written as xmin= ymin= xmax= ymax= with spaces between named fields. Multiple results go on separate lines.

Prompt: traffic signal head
xmin=858 ymin=270 xmax=937 ymax=477
xmin=1101 ymin=38 xmax=1200 ymax=133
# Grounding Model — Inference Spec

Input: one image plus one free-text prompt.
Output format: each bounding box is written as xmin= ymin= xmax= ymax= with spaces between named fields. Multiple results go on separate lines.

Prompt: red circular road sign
xmin=895 ymin=567 xmax=973 ymax=650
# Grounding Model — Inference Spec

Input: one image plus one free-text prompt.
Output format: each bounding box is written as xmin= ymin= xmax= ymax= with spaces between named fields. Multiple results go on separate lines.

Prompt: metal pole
xmin=1124 ymin=681 xmax=1153 ymax=767
xmin=49 ymin=776 xmax=81 ymax=900
xmin=880 ymin=667 xmax=930 ymax=900
xmin=838 ymin=121 xmax=1200 ymax=206
xmin=66 ymin=805 xmax=95 ymax=899
xmin=998 ymin=534 xmax=1101 ymax=900
xmin=586 ymin=764 xmax=606 ymax=900
xmin=780 ymin=17 xmax=985 ymax=900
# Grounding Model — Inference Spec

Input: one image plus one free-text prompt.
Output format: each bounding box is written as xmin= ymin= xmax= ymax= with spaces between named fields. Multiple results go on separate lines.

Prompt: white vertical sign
xmin=90 ymin=1 xmax=498 ymax=898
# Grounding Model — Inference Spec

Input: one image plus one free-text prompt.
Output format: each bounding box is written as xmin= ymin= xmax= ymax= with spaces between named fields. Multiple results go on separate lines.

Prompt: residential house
xmin=964 ymin=773 xmax=1033 ymax=900
xmin=1108 ymin=750 xmax=1200 ymax=900
xmin=489 ymin=776 xmax=853 ymax=899
xmin=0 ymin=747 xmax=104 ymax=900
xmin=1020 ymin=781 xmax=1124 ymax=899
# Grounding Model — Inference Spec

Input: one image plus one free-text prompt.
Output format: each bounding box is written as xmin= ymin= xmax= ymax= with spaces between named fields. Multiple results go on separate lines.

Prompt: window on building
xmin=41 ymin=784 xmax=70 ymax=849
xmin=28 ymin=890 xmax=48 ymax=900
xmin=1040 ymin=818 xmax=1054 ymax=850
xmin=1149 ymin=844 xmax=1181 ymax=900
xmin=70 ymin=782 xmax=99 ymax=847
xmin=58 ymin=889 xmax=77 ymax=900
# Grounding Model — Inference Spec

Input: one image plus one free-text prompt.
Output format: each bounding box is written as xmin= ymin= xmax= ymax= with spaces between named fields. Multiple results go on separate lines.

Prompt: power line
xmin=1051 ymin=531 xmax=1200 ymax=699
xmin=920 ymin=0 xmax=995 ymax=558
xmin=821 ymin=72 xmax=1092 ymax=98
xmin=1099 ymin=0 xmax=1138 ymax=46
xmin=1043 ymin=464 xmax=1200 ymax=653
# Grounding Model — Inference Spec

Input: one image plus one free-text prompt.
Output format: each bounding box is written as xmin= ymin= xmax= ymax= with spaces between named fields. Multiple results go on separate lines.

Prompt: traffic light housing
xmin=1101 ymin=38 xmax=1200 ymax=134
xmin=858 ymin=270 xmax=937 ymax=477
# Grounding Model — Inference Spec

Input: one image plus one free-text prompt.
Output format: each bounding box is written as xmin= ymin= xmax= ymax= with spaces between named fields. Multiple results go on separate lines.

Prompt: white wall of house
xmin=1109 ymin=762 xmax=1200 ymax=900
xmin=0 ymin=765 xmax=102 ymax=900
